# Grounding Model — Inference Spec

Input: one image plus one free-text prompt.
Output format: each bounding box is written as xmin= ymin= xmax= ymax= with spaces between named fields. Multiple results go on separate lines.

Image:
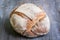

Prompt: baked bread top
xmin=10 ymin=3 xmax=50 ymax=37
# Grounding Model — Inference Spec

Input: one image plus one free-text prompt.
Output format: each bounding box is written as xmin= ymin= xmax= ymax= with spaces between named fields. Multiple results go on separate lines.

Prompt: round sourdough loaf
xmin=10 ymin=3 xmax=50 ymax=37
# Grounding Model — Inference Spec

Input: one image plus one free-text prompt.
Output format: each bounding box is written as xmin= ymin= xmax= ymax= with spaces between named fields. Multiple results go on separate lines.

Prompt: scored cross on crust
xmin=26 ymin=12 xmax=46 ymax=32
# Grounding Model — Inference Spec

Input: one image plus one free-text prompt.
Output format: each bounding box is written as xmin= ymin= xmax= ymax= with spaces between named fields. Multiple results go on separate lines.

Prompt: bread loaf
xmin=10 ymin=3 xmax=50 ymax=37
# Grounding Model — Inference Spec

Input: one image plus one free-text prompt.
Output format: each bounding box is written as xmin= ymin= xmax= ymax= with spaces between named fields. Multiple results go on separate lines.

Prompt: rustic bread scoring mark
xmin=10 ymin=9 xmax=32 ymax=21
xmin=26 ymin=13 xmax=46 ymax=32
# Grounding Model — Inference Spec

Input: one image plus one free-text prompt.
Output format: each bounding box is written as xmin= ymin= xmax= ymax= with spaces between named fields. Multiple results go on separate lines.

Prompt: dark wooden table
xmin=0 ymin=0 xmax=60 ymax=40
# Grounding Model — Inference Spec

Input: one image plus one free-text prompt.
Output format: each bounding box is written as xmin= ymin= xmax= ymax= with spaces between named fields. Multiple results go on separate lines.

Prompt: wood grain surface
xmin=0 ymin=0 xmax=60 ymax=40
